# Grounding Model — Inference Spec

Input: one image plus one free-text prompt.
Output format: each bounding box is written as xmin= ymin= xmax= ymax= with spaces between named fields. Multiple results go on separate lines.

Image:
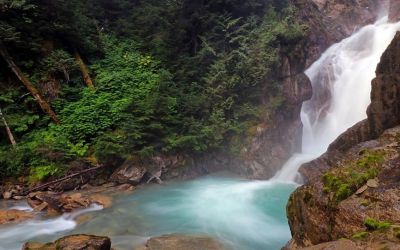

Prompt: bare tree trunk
xmin=0 ymin=107 xmax=16 ymax=147
xmin=72 ymin=45 xmax=95 ymax=90
xmin=0 ymin=41 xmax=61 ymax=124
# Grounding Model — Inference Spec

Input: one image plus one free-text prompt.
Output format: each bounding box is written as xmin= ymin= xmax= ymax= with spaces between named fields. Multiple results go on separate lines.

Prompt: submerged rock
xmin=0 ymin=210 xmax=33 ymax=224
xmin=22 ymin=234 xmax=111 ymax=250
xmin=146 ymin=235 xmax=227 ymax=250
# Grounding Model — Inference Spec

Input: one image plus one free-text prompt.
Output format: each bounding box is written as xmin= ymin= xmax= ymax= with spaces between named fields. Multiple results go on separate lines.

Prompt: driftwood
xmin=21 ymin=164 xmax=104 ymax=195
xmin=147 ymin=168 xmax=164 ymax=185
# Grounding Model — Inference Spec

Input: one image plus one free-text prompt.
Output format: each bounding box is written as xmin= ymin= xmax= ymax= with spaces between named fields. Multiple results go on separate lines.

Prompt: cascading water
xmin=273 ymin=16 xmax=400 ymax=182
xmin=1 ymin=17 xmax=400 ymax=250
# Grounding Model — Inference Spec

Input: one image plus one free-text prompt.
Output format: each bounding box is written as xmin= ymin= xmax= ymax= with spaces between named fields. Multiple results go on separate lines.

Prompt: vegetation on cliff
xmin=0 ymin=0 xmax=306 ymax=183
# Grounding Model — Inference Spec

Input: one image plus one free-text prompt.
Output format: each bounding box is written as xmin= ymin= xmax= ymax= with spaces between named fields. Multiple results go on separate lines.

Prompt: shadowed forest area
xmin=0 ymin=0 xmax=306 ymax=184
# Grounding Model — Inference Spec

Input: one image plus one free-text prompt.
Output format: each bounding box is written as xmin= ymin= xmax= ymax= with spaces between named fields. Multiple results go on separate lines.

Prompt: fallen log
xmin=21 ymin=164 xmax=104 ymax=195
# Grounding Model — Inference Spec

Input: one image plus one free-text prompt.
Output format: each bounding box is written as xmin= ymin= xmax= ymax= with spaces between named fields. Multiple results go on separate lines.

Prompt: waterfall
xmin=273 ymin=16 xmax=400 ymax=182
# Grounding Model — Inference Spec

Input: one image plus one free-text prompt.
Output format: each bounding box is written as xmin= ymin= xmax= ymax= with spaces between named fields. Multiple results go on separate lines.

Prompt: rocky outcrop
xmin=22 ymin=234 xmax=111 ymax=250
xmin=286 ymin=126 xmax=400 ymax=248
xmin=146 ymin=235 xmax=227 ymax=250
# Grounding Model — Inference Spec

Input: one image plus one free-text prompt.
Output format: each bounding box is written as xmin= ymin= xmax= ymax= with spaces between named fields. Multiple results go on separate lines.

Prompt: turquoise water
xmin=0 ymin=174 xmax=296 ymax=250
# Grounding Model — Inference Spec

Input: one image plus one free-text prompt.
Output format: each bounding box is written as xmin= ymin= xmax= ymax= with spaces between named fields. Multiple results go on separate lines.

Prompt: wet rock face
xmin=389 ymin=0 xmax=400 ymax=22
xmin=293 ymin=0 xmax=389 ymax=68
xmin=146 ymin=235 xmax=228 ymax=250
xmin=22 ymin=234 xmax=111 ymax=250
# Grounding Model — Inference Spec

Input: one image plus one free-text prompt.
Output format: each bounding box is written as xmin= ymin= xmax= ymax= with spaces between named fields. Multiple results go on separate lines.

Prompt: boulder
xmin=111 ymin=156 xmax=147 ymax=184
xmin=22 ymin=234 xmax=111 ymax=250
xmin=0 ymin=210 xmax=33 ymax=224
xmin=146 ymin=235 xmax=227 ymax=250
xmin=21 ymin=242 xmax=45 ymax=250
xmin=3 ymin=191 xmax=12 ymax=199
xmin=286 ymin=126 xmax=400 ymax=248
xmin=90 ymin=194 xmax=112 ymax=208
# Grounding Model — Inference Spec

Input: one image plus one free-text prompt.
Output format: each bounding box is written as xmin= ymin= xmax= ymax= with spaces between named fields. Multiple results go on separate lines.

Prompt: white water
xmin=1 ymin=17 xmax=400 ymax=250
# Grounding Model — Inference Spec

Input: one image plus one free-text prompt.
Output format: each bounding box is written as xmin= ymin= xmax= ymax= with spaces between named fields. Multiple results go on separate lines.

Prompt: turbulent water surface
xmin=1 ymin=17 xmax=400 ymax=250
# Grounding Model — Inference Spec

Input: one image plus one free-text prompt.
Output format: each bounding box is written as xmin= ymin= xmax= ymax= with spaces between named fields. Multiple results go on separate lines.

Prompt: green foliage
xmin=0 ymin=0 xmax=309 ymax=181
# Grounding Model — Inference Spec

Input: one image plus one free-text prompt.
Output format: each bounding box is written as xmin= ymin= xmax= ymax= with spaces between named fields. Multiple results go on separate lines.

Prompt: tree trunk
xmin=72 ymin=45 xmax=95 ymax=90
xmin=0 ymin=41 xmax=61 ymax=124
xmin=0 ymin=108 xmax=17 ymax=147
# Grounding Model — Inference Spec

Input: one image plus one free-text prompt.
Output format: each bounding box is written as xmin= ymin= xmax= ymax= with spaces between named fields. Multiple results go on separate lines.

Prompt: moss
xmin=352 ymin=231 xmax=368 ymax=239
xmin=361 ymin=200 xmax=371 ymax=207
xmin=364 ymin=218 xmax=391 ymax=232
xmin=358 ymin=148 xmax=367 ymax=155
xmin=321 ymin=150 xmax=385 ymax=204
xmin=322 ymin=187 xmax=330 ymax=194
xmin=395 ymin=231 xmax=400 ymax=239
xmin=336 ymin=184 xmax=352 ymax=201
xmin=378 ymin=222 xmax=391 ymax=231
xmin=364 ymin=218 xmax=380 ymax=231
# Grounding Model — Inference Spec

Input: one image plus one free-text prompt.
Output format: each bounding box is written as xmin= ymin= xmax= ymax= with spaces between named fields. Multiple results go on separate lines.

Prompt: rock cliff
xmin=286 ymin=31 xmax=400 ymax=249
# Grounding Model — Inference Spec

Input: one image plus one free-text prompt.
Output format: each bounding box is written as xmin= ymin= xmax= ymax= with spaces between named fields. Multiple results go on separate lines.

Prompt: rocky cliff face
xmin=286 ymin=31 xmax=400 ymax=249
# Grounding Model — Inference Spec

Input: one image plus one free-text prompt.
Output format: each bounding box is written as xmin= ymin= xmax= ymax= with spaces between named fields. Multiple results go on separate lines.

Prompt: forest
xmin=0 ymin=0 xmax=306 ymax=184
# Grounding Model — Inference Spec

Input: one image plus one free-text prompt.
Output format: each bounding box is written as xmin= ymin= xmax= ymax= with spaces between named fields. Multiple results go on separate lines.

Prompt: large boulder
xmin=110 ymin=156 xmax=147 ymax=184
xmin=22 ymin=234 xmax=111 ymax=250
xmin=286 ymin=126 xmax=400 ymax=249
xmin=146 ymin=235 xmax=227 ymax=250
